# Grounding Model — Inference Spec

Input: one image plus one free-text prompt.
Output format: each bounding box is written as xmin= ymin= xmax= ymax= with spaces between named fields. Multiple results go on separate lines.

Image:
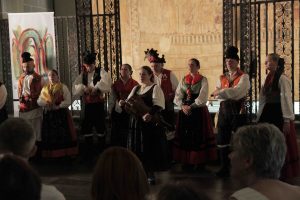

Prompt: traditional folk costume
xmin=18 ymin=52 xmax=43 ymax=141
xmin=126 ymin=84 xmax=168 ymax=173
xmin=108 ymin=77 xmax=139 ymax=147
xmin=0 ymin=82 xmax=8 ymax=124
xmin=173 ymin=73 xmax=217 ymax=165
xmin=145 ymin=49 xmax=178 ymax=130
xmin=257 ymin=72 xmax=300 ymax=179
xmin=215 ymin=46 xmax=250 ymax=177
xmin=73 ymin=52 xmax=111 ymax=157
xmin=37 ymin=82 xmax=78 ymax=158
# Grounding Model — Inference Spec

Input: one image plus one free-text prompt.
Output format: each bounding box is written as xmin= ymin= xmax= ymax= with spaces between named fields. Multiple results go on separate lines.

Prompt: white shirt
xmin=41 ymin=184 xmax=66 ymax=200
xmin=127 ymin=84 xmax=165 ymax=110
xmin=257 ymin=74 xmax=294 ymax=121
xmin=37 ymin=84 xmax=71 ymax=109
xmin=72 ymin=68 xmax=111 ymax=98
xmin=215 ymin=73 xmax=250 ymax=101
xmin=0 ymin=84 xmax=7 ymax=109
xmin=230 ymin=187 xmax=269 ymax=200
xmin=174 ymin=76 xmax=208 ymax=108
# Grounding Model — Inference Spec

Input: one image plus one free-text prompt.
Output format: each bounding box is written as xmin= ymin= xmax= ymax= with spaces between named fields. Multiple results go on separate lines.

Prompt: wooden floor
xmin=33 ymin=140 xmax=300 ymax=200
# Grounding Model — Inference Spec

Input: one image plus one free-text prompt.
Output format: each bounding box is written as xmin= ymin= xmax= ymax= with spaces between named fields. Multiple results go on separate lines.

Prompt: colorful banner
xmin=8 ymin=12 xmax=56 ymax=115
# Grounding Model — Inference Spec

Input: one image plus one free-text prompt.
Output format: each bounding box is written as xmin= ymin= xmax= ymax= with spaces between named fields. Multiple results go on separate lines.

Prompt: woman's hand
xmin=181 ymin=105 xmax=191 ymax=115
xmin=283 ymin=121 xmax=290 ymax=135
xmin=119 ymin=100 xmax=126 ymax=107
xmin=142 ymin=113 xmax=152 ymax=122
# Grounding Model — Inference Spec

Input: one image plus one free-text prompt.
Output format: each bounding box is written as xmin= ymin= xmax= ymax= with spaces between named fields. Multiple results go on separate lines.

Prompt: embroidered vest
xmin=112 ymin=78 xmax=139 ymax=101
xmin=82 ymin=67 xmax=104 ymax=104
xmin=220 ymin=69 xmax=244 ymax=89
xmin=181 ymin=74 xmax=203 ymax=106
xmin=160 ymin=69 xmax=174 ymax=103
xmin=18 ymin=72 xmax=42 ymax=112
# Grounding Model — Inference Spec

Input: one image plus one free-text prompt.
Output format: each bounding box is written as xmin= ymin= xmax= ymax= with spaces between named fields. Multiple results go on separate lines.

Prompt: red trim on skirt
xmin=42 ymin=146 xmax=78 ymax=158
xmin=281 ymin=121 xmax=300 ymax=179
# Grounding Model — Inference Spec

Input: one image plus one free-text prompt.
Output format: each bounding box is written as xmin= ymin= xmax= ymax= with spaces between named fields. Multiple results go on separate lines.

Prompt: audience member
xmin=91 ymin=146 xmax=149 ymax=200
xmin=230 ymin=123 xmax=300 ymax=200
xmin=0 ymin=118 xmax=66 ymax=200
xmin=0 ymin=81 xmax=8 ymax=124
xmin=156 ymin=182 xmax=209 ymax=200
xmin=0 ymin=154 xmax=41 ymax=200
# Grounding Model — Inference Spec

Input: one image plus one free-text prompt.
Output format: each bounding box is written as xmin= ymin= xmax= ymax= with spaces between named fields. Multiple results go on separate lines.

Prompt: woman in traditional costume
xmin=38 ymin=69 xmax=78 ymax=158
xmin=173 ymin=58 xmax=217 ymax=171
xmin=120 ymin=66 xmax=167 ymax=185
xmin=257 ymin=53 xmax=299 ymax=179
xmin=108 ymin=64 xmax=138 ymax=147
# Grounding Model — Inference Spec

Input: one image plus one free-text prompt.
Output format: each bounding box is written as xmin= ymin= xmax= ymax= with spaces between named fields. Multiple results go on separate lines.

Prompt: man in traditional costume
xmin=18 ymin=52 xmax=43 ymax=143
xmin=212 ymin=46 xmax=250 ymax=177
xmin=73 ymin=52 xmax=111 ymax=160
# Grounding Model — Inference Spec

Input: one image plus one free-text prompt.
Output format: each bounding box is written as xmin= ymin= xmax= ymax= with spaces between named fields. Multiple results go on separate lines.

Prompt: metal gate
xmin=75 ymin=0 xmax=122 ymax=81
xmin=223 ymin=0 xmax=300 ymax=121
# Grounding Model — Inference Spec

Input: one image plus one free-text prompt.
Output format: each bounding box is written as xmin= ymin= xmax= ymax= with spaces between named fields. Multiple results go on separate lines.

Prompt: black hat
xmin=21 ymin=52 xmax=33 ymax=63
xmin=83 ymin=52 xmax=97 ymax=65
xmin=225 ymin=46 xmax=239 ymax=61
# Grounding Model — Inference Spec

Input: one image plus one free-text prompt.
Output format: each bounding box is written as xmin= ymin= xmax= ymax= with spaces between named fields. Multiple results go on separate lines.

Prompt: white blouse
xmin=126 ymin=83 xmax=165 ymax=110
xmin=257 ymin=74 xmax=294 ymax=121
xmin=173 ymin=76 xmax=208 ymax=108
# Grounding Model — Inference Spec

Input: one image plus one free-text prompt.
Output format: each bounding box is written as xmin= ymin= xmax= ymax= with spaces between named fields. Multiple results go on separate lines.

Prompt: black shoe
xmin=216 ymin=167 xmax=230 ymax=178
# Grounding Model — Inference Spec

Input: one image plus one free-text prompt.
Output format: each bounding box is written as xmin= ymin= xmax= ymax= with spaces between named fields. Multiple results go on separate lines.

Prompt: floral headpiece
xmin=144 ymin=48 xmax=160 ymax=63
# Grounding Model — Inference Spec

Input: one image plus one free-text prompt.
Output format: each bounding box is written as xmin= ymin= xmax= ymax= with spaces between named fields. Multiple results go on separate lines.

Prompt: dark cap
xmin=83 ymin=52 xmax=97 ymax=65
xmin=225 ymin=46 xmax=239 ymax=61
xmin=21 ymin=52 xmax=33 ymax=63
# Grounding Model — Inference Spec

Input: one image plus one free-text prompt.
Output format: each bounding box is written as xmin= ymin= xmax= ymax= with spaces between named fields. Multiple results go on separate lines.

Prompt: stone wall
xmin=120 ymin=0 xmax=223 ymax=94
xmin=120 ymin=0 xmax=300 ymax=99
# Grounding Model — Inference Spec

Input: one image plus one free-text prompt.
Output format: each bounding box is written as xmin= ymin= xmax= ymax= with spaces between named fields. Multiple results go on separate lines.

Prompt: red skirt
xmin=173 ymin=106 xmax=217 ymax=165
xmin=281 ymin=121 xmax=300 ymax=179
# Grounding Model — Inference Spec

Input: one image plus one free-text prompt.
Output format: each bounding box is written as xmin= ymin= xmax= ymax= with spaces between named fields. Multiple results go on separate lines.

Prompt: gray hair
xmin=0 ymin=118 xmax=36 ymax=158
xmin=233 ymin=123 xmax=286 ymax=179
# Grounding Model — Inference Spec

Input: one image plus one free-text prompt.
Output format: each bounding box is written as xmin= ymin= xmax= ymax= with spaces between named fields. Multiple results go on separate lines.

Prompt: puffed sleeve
xmin=59 ymin=84 xmax=72 ymax=108
xmin=152 ymin=85 xmax=165 ymax=110
xmin=173 ymin=79 xmax=184 ymax=107
xmin=279 ymin=75 xmax=295 ymax=120
xmin=217 ymin=74 xmax=250 ymax=100
xmin=94 ymin=69 xmax=112 ymax=93
xmin=0 ymin=84 xmax=7 ymax=109
xmin=37 ymin=86 xmax=48 ymax=107
xmin=191 ymin=76 xmax=208 ymax=108
xmin=72 ymin=74 xmax=85 ymax=98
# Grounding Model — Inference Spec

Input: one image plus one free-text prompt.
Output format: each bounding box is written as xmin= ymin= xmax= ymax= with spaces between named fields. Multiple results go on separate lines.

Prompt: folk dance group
xmin=0 ymin=46 xmax=299 ymax=184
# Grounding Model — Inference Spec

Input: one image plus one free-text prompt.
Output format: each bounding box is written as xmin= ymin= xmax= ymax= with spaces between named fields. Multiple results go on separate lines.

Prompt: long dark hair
xmin=268 ymin=53 xmax=285 ymax=91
